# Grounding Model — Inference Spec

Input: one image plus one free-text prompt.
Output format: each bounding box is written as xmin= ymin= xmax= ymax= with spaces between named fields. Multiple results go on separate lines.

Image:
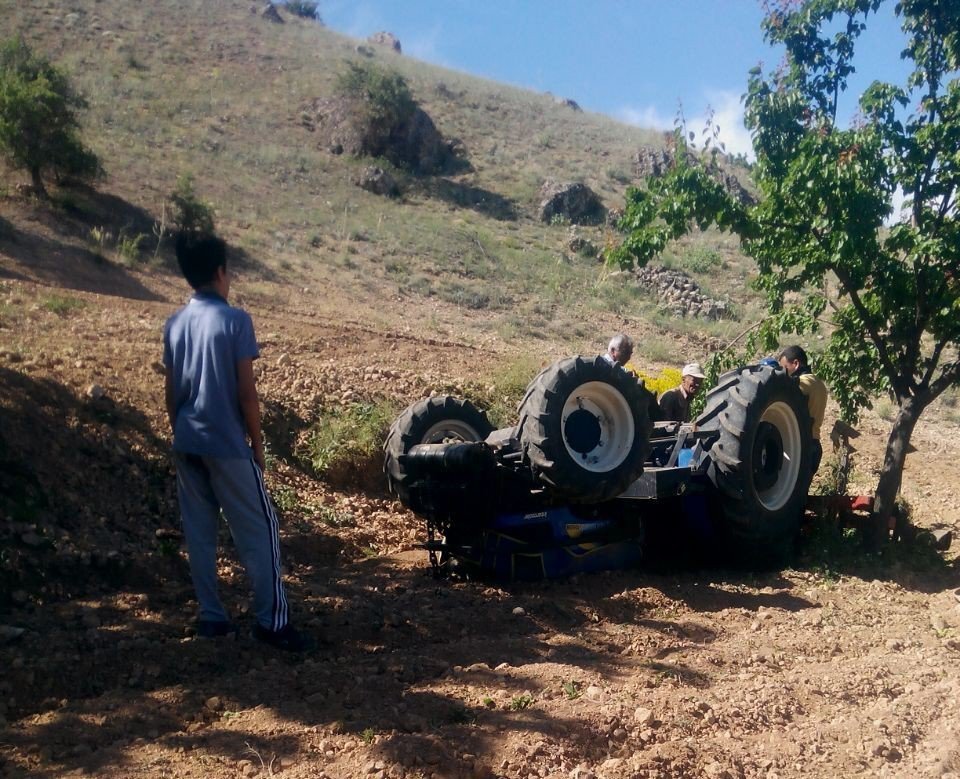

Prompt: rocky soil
xmin=1 ymin=264 xmax=959 ymax=779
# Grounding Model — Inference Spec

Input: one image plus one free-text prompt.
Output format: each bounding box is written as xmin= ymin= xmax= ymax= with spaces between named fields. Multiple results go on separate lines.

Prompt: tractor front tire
xmin=517 ymin=356 xmax=654 ymax=503
xmin=384 ymin=396 xmax=494 ymax=507
xmin=696 ymin=364 xmax=813 ymax=565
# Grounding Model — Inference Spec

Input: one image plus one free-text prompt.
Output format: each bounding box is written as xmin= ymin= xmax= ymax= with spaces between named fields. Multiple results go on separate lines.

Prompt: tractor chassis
xmin=406 ymin=424 xmax=728 ymax=580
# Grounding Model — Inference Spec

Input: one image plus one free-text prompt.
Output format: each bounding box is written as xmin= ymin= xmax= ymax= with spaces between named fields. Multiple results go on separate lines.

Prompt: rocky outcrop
xmin=369 ymin=31 xmax=401 ymax=52
xmin=711 ymin=168 xmax=754 ymax=206
xmin=397 ymin=108 xmax=448 ymax=174
xmin=554 ymin=97 xmax=582 ymax=112
xmin=623 ymin=264 xmax=735 ymax=320
xmin=260 ymin=2 xmax=284 ymax=23
xmin=356 ymin=166 xmax=399 ymax=197
xmin=300 ymin=97 xmax=459 ymax=174
xmin=566 ymin=226 xmax=599 ymax=259
xmin=633 ymin=146 xmax=674 ymax=179
xmin=633 ymin=145 xmax=755 ymax=206
xmin=538 ymin=181 xmax=605 ymax=225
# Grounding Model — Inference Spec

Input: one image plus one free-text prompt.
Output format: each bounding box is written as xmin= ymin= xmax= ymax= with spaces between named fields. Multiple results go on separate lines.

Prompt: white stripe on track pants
xmin=174 ymin=452 xmax=289 ymax=631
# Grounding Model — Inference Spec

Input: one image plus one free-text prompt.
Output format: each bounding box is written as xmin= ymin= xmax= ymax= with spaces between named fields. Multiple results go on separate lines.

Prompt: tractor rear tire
xmin=517 ymin=355 xmax=654 ymax=503
xmin=384 ymin=396 xmax=494 ymax=506
xmin=696 ymin=364 xmax=813 ymax=565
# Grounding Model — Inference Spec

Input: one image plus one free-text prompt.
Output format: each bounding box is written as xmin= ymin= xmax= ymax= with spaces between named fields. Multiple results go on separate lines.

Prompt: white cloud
xmin=704 ymin=90 xmax=753 ymax=161
xmin=616 ymin=90 xmax=754 ymax=161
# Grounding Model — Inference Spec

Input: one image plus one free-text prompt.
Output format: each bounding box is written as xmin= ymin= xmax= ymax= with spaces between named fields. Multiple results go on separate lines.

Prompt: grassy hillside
xmin=2 ymin=0 xmax=761 ymax=357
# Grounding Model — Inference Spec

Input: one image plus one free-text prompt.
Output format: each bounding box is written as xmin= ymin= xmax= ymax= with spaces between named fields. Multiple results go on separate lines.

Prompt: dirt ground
xmin=2 ymin=252 xmax=960 ymax=779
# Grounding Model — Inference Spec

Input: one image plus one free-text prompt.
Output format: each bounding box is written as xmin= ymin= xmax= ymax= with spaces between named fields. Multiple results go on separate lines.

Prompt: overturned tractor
xmin=384 ymin=356 xmax=815 ymax=580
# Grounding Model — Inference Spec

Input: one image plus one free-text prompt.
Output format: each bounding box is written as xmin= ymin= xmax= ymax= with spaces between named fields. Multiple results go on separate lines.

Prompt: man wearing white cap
xmin=658 ymin=362 xmax=706 ymax=423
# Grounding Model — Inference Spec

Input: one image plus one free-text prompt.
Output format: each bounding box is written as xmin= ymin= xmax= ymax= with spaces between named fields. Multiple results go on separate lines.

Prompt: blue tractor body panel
xmin=469 ymin=507 xmax=644 ymax=581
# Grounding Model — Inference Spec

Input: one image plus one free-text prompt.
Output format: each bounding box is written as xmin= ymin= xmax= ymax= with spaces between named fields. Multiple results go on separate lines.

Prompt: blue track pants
xmin=174 ymin=453 xmax=289 ymax=631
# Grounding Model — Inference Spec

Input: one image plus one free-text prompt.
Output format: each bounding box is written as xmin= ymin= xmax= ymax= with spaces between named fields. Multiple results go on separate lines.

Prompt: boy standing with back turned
xmin=163 ymin=233 xmax=310 ymax=651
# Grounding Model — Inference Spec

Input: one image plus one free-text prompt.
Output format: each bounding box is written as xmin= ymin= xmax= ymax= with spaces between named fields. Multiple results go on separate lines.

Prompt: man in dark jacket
xmin=658 ymin=362 xmax=706 ymax=423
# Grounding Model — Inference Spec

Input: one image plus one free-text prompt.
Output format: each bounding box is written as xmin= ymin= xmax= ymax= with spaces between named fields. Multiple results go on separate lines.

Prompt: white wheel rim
xmin=421 ymin=419 xmax=483 ymax=444
xmin=755 ymin=400 xmax=802 ymax=510
xmin=560 ymin=381 xmax=635 ymax=473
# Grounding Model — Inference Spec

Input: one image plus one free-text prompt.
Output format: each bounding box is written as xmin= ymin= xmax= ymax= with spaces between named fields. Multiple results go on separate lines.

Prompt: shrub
xmin=272 ymin=485 xmax=299 ymax=513
xmin=299 ymin=400 xmax=396 ymax=482
xmin=169 ymin=174 xmax=215 ymax=237
xmin=463 ymin=356 xmax=543 ymax=429
xmin=285 ymin=1 xmax=321 ymax=21
xmin=41 ymin=294 xmax=84 ymax=316
xmin=684 ymin=246 xmax=722 ymax=273
xmin=88 ymin=225 xmax=112 ymax=259
xmin=873 ymin=397 xmax=896 ymax=422
xmin=335 ymin=61 xmax=416 ymax=154
xmin=606 ymin=167 xmax=632 ymax=185
xmin=116 ymin=230 xmax=147 ymax=264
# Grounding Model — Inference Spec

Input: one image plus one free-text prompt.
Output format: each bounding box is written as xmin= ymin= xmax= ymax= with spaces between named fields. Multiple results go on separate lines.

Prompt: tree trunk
xmin=30 ymin=166 xmax=47 ymax=199
xmin=870 ymin=396 xmax=925 ymax=546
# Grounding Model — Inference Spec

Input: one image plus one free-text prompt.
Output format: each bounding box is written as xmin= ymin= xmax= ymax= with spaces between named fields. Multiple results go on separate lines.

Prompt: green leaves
xmin=170 ymin=174 xmax=215 ymax=238
xmin=606 ymin=132 xmax=750 ymax=269
xmin=0 ymin=36 xmax=100 ymax=194
xmin=610 ymin=0 xmax=960 ymax=454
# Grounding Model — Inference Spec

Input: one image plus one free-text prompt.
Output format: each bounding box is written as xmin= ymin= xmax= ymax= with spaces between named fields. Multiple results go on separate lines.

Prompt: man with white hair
xmin=602 ymin=333 xmax=645 ymax=380
xmin=658 ymin=362 xmax=706 ymax=422
xmin=602 ymin=333 xmax=634 ymax=370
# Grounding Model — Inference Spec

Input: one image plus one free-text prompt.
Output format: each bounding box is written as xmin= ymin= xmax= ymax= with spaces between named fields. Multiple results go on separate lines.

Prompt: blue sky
xmin=322 ymin=1 xmax=912 ymax=159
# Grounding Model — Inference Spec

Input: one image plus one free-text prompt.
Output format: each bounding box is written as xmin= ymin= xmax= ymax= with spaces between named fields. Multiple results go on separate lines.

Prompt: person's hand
xmin=253 ymin=443 xmax=266 ymax=472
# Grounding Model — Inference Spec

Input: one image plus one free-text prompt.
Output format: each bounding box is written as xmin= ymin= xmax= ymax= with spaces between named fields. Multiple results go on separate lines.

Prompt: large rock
xmin=633 ymin=146 xmax=675 ymax=179
xmin=369 ymin=31 xmax=401 ymax=52
xmin=566 ymin=226 xmax=599 ymax=259
xmin=633 ymin=145 xmax=755 ymax=205
xmin=260 ymin=2 xmax=284 ymax=23
xmin=396 ymin=107 xmax=448 ymax=173
xmin=301 ymin=97 xmax=456 ymax=174
xmin=538 ymin=181 xmax=605 ymax=225
xmin=554 ymin=97 xmax=582 ymax=112
xmin=711 ymin=168 xmax=755 ymax=206
xmin=356 ymin=166 xmax=399 ymax=197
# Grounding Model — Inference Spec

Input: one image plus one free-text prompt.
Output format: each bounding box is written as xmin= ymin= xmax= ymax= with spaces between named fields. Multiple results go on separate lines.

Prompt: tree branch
xmin=721 ymin=319 xmax=769 ymax=353
xmin=929 ymin=359 xmax=960 ymax=398
xmin=833 ymin=264 xmax=902 ymax=392
xmin=920 ymin=338 xmax=947 ymax=389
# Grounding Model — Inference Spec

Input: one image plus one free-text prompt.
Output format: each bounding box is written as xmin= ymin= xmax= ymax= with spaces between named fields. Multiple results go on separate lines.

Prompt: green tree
xmin=609 ymin=0 xmax=960 ymax=534
xmin=0 ymin=36 xmax=101 ymax=198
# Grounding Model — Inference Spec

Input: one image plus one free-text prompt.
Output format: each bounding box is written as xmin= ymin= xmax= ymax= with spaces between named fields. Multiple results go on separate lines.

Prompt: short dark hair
xmin=175 ymin=233 xmax=227 ymax=289
xmin=778 ymin=345 xmax=808 ymax=366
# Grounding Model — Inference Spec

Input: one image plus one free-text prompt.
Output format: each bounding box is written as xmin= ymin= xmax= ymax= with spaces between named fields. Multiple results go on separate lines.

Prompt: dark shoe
xmin=197 ymin=620 xmax=238 ymax=638
xmin=252 ymin=623 xmax=313 ymax=652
